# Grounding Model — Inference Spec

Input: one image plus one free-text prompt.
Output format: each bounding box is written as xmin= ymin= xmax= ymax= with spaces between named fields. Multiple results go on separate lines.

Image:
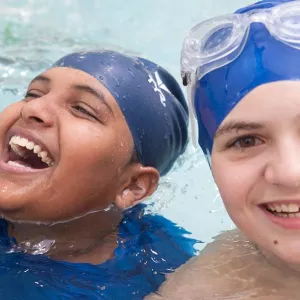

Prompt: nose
xmin=21 ymin=97 xmax=55 ymax=128
xmin=264 ymin=140 xmax=300 ymax=188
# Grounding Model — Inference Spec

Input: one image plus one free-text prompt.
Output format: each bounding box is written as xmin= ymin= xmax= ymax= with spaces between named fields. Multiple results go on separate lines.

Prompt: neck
xmin=7 ymin=208 xmax=122 ymax=265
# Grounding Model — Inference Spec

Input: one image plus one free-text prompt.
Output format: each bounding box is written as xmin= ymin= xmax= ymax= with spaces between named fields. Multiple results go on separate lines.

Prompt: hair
xmin=129 ymin=148 xmax=140 ymax=165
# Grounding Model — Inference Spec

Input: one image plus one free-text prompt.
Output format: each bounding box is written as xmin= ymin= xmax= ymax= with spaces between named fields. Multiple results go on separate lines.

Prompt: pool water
xmin=0 ymin=0 xmax=253 ymax=297
xmin=0 ymin=0 xmax=253 ymax=246
xmin=0 ymin=205 xmax=197 ymax=299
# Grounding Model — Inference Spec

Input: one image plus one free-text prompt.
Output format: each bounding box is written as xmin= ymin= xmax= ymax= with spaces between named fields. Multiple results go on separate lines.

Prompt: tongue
xmin=7 ymin=160 xmax=34 ymax=169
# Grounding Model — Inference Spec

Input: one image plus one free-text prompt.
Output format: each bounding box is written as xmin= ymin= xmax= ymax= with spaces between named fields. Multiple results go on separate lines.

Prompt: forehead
xmin=35 ymin=67 xmax=104 ymax=88
xmin=30 ymin=67 xmax=123 ymax=113
xmin=28 ymin=66 xmax=134 ymax=141
xmin=225 ymin=81 xmax=300 ymax=122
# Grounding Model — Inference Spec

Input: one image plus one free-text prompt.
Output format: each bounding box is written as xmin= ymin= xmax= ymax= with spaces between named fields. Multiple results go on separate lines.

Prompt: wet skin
xmin=0 ymin=67 xmax=159 ymax=263
xmin=146 ymin=81 xmax=300 ymax=298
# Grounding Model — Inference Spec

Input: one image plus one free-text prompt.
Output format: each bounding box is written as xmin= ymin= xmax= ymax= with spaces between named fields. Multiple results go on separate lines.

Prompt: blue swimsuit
xmin=0 ymin=204 xmax=197 ymax=300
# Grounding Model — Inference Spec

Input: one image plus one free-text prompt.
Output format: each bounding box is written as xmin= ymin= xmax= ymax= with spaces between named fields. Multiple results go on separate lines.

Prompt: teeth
xmin=42 ymin=157 xmax=54 ymax=167
xmin=39 ymin=151 xmax=48 ymax=159
xmin=267 ymin=202 xmax=300 ymax=220
xmin=268 ymin=204 xmax=276 ymax=212
xmin=19 ymin=138 xmax=27 ymax=147
xmin=267 ymin=203 xmax=300 ymax=213
xmin=288 ymin=203 xmax=299 ymax=213
xmin=10 ymin=143 xmax=26 ymax=158
xmin=281 ymin=204 xmax=288 ymax=212
xmin=274 ymin=212 xmax=300 ymax=218
xmin=25 ymin=142 xmax=34 ymax=150
xmin=33 ymin=145 xmax=41 ymax=154
xmin=8 ymin=135 xmax=54 ymax=167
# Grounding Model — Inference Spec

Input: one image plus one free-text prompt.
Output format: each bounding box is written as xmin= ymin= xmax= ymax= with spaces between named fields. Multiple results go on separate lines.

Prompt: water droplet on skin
xmin=104 ymin=204 xmax=114 ymax=212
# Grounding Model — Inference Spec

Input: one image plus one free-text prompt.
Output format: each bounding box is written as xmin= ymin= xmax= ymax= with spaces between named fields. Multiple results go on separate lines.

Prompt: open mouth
xmin=264 ymin=203 xmax=300 ymax=218
xmin=6 ymin=135 xmax=54 ymax=170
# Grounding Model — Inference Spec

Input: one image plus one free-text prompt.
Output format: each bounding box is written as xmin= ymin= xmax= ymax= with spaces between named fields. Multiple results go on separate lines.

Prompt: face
xmin=212 ymin=81 xmax=300 ymax=265
xmin=0 ymin=67 xmax=136 ymax=223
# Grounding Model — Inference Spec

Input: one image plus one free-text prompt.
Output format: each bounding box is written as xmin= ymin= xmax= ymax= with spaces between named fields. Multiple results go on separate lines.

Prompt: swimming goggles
xmin=181 ymin=1 xmax=300 ymax=146
xmin=181 ymin=0 xmax=300 ymax=85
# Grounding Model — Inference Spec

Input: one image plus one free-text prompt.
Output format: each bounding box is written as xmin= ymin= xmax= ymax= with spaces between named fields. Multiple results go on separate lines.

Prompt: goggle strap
xmin=187 ymin=74 xmax=198 ymax=148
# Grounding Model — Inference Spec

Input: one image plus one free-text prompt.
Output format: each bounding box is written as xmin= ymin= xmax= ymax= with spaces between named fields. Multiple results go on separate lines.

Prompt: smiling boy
xmin=146 ymin=0 xmax=300 ymax=299
xmin=0 ymin=50 xmax=196 ymax=299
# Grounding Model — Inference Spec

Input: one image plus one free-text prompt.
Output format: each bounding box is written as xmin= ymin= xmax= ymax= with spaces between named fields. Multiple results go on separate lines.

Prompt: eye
xmin=72 ymin=105 xmax=98 ymax=121
xmin=24 ymin=91 xmax=40 ymax=99
xmin=230 ymin=135 xmax=263 ymax=149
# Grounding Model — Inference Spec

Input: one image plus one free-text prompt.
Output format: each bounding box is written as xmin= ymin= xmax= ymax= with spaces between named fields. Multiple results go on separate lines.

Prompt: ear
xmin=115 ymin=166 xmax=159 ymax=210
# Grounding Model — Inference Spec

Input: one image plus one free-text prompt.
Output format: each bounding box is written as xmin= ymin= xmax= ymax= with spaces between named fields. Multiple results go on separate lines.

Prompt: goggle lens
xmin=202 ymin=24 xmax=235 ymax=54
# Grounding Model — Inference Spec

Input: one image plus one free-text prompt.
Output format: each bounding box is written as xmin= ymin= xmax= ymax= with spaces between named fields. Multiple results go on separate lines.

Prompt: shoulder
xmin=145 ymin=229 xmax=259 ymax=300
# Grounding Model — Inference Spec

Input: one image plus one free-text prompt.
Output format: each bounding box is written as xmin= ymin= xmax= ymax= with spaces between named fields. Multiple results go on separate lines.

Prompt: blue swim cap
xmin=53 ymin=51 xmax=188 ymax=175
xmin=236 ymin=0 xmax=294 ymax=13
xmin=194 ymin=0 xmax=300 ymax=156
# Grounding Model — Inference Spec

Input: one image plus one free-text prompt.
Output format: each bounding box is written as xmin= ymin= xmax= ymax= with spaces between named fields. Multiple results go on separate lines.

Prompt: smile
xmin=262 ymin=202 xmax=300 ymax=229
xmin=1 ymin=132 xmax=55 ymax=173
xmin=265 ymin=203 xmax=300 ymax=218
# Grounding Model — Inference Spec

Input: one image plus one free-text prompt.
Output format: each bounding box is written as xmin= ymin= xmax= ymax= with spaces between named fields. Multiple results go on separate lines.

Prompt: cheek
xmin=0 ymin=102 xmax=22 ymax=136
xmin=37 ymin=182 xmax=113 ymax=220
xmin=47 ymin=124 xmax=130 ymax=204
xmin=61 ymin=121 xmax=131 ymax=169
xmin=7 ymin=170 xmax=118 ymax=222
xmin=62 ymin=125 xmax=117 ymax=167
xmin=211 ymin=155 xmax=259 ymax=210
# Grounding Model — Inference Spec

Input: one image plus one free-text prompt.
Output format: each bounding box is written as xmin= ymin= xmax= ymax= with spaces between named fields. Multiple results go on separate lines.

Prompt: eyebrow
xmin=29 ymin=75 xmax=51 ymax=85
xmin=72 ymin=84 xmax=113 ymax=115
xmin=29 ymin=75 xmax=114 ymax=115
xmin=214 ymin=121 xmax=265 ymax=138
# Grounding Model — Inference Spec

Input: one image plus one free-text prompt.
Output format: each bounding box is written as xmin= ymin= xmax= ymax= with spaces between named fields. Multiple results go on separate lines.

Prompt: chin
xmin=0 ymin=194 xmax=25 ymax=213
xmin=261 ymin=238 xmax=300 ymax=269
xmin=278 ymin=247 xmax=300 ymax=266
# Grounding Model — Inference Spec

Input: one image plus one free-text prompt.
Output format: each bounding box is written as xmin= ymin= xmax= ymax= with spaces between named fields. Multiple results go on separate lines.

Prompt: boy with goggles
xmin=147 ymin=0 xmax=300 ymax=299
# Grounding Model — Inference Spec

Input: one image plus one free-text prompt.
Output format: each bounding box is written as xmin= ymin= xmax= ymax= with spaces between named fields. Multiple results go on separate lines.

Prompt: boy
xmin=0 ymin=50 xmax=195 ymax=299
xmin=147 ymin=0 xmax=300 ymax=299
